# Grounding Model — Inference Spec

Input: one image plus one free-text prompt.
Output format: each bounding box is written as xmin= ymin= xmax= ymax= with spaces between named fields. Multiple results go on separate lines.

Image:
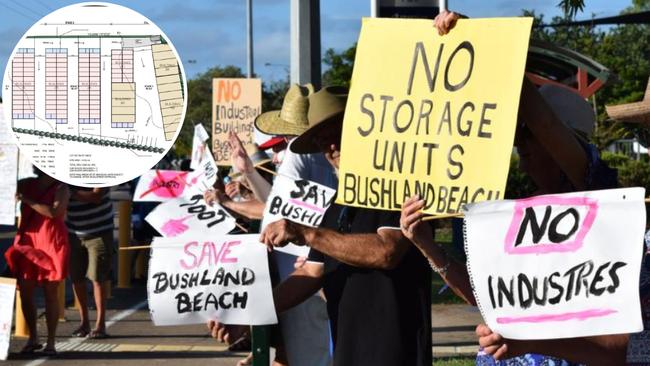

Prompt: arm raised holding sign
xmin=401 ymin=195 xmax=475 ymax=304
xmin=261 ymin=218 xmax=411 ymax=270
xmin=433 ymin=11 xmax=590 ymax=193
xmin=228 ymin=131 xmax=272 ymax=201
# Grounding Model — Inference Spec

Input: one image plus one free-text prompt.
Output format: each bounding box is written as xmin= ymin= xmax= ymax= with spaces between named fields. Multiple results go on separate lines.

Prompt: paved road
xmin=3 ymin=259 xmax=481 ymax=365
xmin=5 ymin=284 xmax=245 ymax=366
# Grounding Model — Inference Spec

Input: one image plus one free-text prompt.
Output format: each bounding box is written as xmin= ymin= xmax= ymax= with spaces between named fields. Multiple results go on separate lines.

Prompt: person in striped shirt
xmin=66 ymin=187 xmax=114 ymax=339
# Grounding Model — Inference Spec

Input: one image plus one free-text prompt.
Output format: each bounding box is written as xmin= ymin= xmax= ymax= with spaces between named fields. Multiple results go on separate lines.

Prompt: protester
xmin=397 ymin=9 xmax=622 ymax=366
xmin=66 ymin=187 xmax=114 ymax=339
xmin=211 ymin=86 xmax=433 ymax=366
xmin=5 ymin=168 xmax=70 ymax=355
xmin=215 ymin=84 xmax=337 ymax=366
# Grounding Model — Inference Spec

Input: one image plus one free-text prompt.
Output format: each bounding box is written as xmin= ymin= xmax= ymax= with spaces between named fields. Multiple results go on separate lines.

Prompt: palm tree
xmin=558 ymin=0 xmax=585 ymax=18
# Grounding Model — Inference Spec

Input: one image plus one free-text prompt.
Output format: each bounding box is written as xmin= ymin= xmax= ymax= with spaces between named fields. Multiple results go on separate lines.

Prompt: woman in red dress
xmin=6 ymin=168 xmax=70 ymax=355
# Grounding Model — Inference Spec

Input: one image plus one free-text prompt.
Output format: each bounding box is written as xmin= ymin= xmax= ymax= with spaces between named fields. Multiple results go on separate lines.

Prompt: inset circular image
xmin=2 ymin=2 xmax=187 ymax=187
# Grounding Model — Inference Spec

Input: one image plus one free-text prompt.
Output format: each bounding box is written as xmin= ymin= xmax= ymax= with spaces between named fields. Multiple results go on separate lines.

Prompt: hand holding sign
xmin=434 ymin=10 xmax=461 ymax=35
xmin=400 ymin=195 xmax=433 ymax=246
xmin=261 ymin=176 xmax=336 ymax=256
xmin=228 ymin=131 xmax=254 ymax=175
xmin=260 ymin=219 xmax=307 ymax=250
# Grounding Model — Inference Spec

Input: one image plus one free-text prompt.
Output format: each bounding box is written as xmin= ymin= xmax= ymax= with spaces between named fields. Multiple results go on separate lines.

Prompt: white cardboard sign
xmin=190 ymin=123 xmax=210 ymax=170
xmin=0 ymin=277 xmax=16 ymax=361
xmin=134 ymin=167 xmax=217 ymax=202
xmin=145 ymin=193 xmax=236 ymax=237
xmin=262 ymin=175 xmax=336 ymax=257
xmin=147 ymin=235 xmax=278 ymax=326
xmin=465 ymin=188 xmax=646 ymax=340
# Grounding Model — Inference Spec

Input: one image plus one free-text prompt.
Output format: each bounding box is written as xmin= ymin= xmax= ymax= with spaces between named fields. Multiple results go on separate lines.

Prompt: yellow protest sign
xmin=212 ymin=78 xmax=262 ymax=165
xmin=337 ymin=17 xmax=532 ymax=215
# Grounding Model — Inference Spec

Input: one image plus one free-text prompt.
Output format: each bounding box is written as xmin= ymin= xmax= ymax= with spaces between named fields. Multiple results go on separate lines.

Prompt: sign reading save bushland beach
xmin=147 ymin=235 xmax=277 ymax=326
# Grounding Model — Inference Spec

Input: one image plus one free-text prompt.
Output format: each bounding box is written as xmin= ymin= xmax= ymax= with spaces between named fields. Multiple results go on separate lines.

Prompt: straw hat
xmin=606 ymin=78 xmax=650 ymax=125
xmin=254 ymin=84 xmax=315 ymax=136
xmin=290 ymin=86 xmax=348 ymax=154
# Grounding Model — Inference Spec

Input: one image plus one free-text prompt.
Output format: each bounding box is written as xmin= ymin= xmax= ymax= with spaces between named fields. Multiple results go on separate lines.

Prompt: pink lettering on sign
xmin=503 ymin=196 xmax=598 ymax=255
xmin=288 ymin=198 xmax=326 ymax=214
xmin=496 ymin=308 xmax=617 ymax=324
xmin=179 ymin=240 xmax=242 ymax=270
xmin=139 ymin=170 xmax=189 ymax=199
xmin=160 ymin=215 xmax=192 ymax=237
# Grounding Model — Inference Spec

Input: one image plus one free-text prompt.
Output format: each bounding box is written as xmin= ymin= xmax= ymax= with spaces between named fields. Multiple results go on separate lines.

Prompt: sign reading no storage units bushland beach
xmin=337 ymin=17 xmax=532 ymax=215
xmin=212 ymin=78 xmax=261 ymax=165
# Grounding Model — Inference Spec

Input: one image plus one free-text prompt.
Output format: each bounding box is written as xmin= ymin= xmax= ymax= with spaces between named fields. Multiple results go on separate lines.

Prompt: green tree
xmin=322 ymin=44 xmax=356 ymax=88
xmin=522 ymin=2 xmax=650 ymax=149
xmin=175 ymin=66 xmax=244 ymax=156
xmin=174 ymin=66 xmax=289 ymax=156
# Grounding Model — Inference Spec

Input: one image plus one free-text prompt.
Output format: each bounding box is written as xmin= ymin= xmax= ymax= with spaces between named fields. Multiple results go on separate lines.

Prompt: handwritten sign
xmin=464 ymin=188 xmax=646 ymax=340
xmin=145 ymin=194 xmax=236 ymax=237
xmin=212 ymin=78 xmax=261 ymax=165
xmin=337 ymin=18 xmax=532 ymax=214
xmin=0 ymin=145 xmax=17 ymax=225
xmin=0 ymin=277 xmax=16 ymax=360
xmin=147 ymin=235 xmax=277 ymax=326
xmin=134 ymin=167 xmax=217 ymax=202
xmin=262 ymin=175 xmax=336 ymax=257
xmin=190 ymin=123 xmax=210 ymax=170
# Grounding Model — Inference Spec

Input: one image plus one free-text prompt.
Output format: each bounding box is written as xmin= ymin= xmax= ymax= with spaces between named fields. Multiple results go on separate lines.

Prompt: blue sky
xmin=0 ymin=0 xmax=631 ymax=94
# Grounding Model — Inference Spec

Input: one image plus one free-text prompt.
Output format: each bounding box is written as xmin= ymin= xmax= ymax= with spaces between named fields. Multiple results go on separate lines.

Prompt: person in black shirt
xmin=208 ymin=86 xmax=432 ymax=366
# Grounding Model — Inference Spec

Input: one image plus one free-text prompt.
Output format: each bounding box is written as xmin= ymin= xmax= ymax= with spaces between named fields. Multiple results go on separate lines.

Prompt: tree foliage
xmin=173 ymin=66 xmax=288 ymax=156
xmin=322 ymin=45 xmax=356 ymax=89
xmin=320 ymin=1 xmax=650 ymax=151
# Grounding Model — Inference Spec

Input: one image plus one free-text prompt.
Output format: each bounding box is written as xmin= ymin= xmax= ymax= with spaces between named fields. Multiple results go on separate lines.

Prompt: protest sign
xmin=0 ymin=277 xmax=16 ymax=360
xmin=212 ymin=78 xmax=261 ymax=165
xmin=145 ymin=193 xmax=236 ymax=237
xmin=0 ymin=145 xmax=17 ymax=225
xmin=147 ymin=235 xmax=277 ymax=326
xmin=134 ymin=167 xmax=217 ymax=202
xmin=464 ymin=188 xmax=646 ymax=340
xmin=261 ymin=175 xmax=336 ymax=257
xmin=190 ymin=123 xmax=210 ymax=170
xmin=337 ymin=17 xmax=532 ymax=215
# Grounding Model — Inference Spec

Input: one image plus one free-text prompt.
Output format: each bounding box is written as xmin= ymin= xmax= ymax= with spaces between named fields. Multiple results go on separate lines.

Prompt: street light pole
xmin=246 ymin=0 xmax=254 ymax=78
xmin=290 ymin=0 xmax=321 ymax=88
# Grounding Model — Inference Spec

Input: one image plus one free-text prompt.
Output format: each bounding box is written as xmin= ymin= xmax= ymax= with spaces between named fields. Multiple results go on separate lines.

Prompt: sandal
xmin=19 ymin=342 xmax=43 ymax=354
xmin=71 ymin=326 xmax=90 ymax=338
xmin=88 ymin=329 xmax=109 ymax=339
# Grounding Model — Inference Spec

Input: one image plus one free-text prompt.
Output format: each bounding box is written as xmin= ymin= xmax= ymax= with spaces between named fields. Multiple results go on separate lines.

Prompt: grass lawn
xmin=431 ymin=227 xmax=467 ymax=304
